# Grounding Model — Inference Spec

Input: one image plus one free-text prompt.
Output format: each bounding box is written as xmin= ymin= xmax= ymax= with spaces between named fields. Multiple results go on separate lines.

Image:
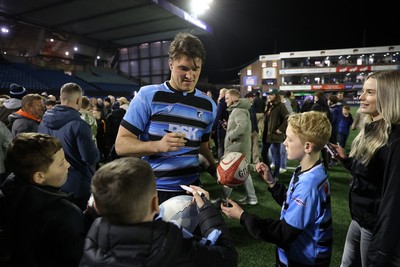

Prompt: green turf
xmin=200 ymin=108 xmax=359 ymax=266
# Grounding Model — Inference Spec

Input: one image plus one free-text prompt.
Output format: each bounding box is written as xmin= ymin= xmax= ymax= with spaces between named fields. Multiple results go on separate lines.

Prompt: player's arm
xmin=115 ymin=125 xmax=186 ymax=157
xmin=199 ymin=141 xmax=217 ymax=177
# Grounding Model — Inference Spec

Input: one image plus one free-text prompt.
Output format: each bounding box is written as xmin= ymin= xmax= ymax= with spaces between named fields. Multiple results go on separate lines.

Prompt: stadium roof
xmin=0 ymin=0 xmax=212 ymax=54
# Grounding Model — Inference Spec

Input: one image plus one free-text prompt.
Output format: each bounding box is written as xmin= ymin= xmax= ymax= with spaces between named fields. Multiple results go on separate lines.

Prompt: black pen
xmin=164 ymin=129 xmax=188 ymax=141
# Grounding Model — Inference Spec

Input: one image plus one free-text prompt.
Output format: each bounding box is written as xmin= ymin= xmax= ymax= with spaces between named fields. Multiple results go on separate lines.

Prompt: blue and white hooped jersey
xmin=121 ymin=82 xmax=217 ymax=191
xmin=278 ymin=163 xmax=333 ymax=266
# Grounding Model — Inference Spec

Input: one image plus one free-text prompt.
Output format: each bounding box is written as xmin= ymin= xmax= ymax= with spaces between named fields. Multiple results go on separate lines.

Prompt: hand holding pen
xmin=158 ymin=129 xmax=187 ymax=152
xmin=180 ymin=185 xmax=209 ymax=209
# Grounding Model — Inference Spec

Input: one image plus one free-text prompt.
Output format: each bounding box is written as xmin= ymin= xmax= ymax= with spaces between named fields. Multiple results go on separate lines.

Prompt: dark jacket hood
xmin=41 ymin=105 xmax=81 ymax=130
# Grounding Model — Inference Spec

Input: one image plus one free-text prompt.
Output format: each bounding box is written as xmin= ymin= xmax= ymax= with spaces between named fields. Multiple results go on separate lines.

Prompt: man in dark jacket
xmin=38 ymin=83 xmax=100 ymax=210
xmin=80 ymin=157 xmax=238 ymax=267
xmin=0 ymin=133 xmax=93 ymax=267
xmin=261 ymin=89 xmax=289 ymax=179
xmin=8 ymin=93 xmax=44 ymax=137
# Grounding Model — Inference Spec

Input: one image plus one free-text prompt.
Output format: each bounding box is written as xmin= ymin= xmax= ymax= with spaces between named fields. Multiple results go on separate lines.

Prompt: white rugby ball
xmin=217 ymin=152 xmax=249 ymax=187
xmin=159 ymin=195 xmax=199 ymax=233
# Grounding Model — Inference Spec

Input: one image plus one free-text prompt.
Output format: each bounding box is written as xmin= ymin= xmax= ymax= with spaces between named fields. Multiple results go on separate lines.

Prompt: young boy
xmin=79 ymin=157 xmax=238 ymax=267
xmin=221 ymin=111 xmax=333 ymax=266
xmin=0 ymin=133 xmax=92 ymax=267
xmin=337 ymin=105 xmax=354 ymax=149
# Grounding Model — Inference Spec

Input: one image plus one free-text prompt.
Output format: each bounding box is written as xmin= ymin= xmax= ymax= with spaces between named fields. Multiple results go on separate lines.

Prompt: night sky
xmin=170 ymin=0 xmax=400 ymax=84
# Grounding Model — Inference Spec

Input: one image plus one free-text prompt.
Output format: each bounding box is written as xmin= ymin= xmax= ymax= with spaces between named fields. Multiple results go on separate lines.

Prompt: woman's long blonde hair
xmin=350 ymin=70 xmax=400 ymax=165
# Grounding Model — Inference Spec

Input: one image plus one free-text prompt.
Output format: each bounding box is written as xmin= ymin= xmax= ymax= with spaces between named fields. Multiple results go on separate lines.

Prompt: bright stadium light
xmin=1 ymin=27 xmax=9 ymax=33
xmin=190 ymin=0 xmax=213 ymax=16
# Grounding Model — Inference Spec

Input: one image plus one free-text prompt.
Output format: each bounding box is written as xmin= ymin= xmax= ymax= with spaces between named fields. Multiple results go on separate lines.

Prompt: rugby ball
xmin=159 ymin=195 xmax=199 ymax=233
xmin=217 ymin=152 xmax=250 ymax=187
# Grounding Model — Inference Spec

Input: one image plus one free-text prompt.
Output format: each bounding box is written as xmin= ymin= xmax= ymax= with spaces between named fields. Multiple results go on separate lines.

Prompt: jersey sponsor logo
xmin=168 ymin=124 xmax=199 ymax=139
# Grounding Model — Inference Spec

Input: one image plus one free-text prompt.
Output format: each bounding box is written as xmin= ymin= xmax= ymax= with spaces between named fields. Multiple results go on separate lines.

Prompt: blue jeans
xmin=340 ymin=219 xmax=372 ymax=267
xmin=261 ymin=142 xmax=281 ymax=178
xmin=280 ymin=143 xmax=287 ymax=169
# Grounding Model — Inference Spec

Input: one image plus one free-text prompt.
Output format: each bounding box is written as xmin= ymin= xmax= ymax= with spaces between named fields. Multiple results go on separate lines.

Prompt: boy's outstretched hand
xmin=220 ymin=199 xmax=244 ymax=220
xmin=186 ymin=185 xmax=209 ymax=209
xmin=255 ymin=162 xmax=276 ymax=187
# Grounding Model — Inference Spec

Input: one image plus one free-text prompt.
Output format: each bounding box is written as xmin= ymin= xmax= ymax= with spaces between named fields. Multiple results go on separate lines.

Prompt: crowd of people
xmin=0 ymin=31 xmax=399 ymax=267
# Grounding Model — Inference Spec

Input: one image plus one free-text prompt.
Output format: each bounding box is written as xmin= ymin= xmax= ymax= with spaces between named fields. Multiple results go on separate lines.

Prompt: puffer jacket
xmin=79 ymin=201 xmax=238 ymax=267
xmin=224 ymin=99 xmax=251 ymax=160
xmin=0 ymin=174 xmax=90 ymax=267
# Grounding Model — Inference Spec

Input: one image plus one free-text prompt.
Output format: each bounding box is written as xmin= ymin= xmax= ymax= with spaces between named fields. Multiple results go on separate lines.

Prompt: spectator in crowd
xmin=311 ymin=91 xmax=332 ymax=121
xmin=80 ymin=96 xmax=97 ymax=143
xmin=38 ymin=83 xmax=100 ymax=210
xmin=280 ymin=91 xmax=294 ymax=173
xmin=300 ymin=95 xmax=314 ymax=113
xmin=8 ymin=93 xmax=44 ymax=137
xmin=337 ymin=105 xmax=353 ymax=149
xmin=244 ymin=91 xmax=260 ymax=165
xmin=0 ymin=121 xmax=12 ymax=182
xmin=107 ymin=95 xmax=116 ymax=105
xmin=117 ymin=96 xmax=129 ymax=110
xmin=0 ymin=133 xmax=93 ymax=267
xmin=253 ymin=91 xmax=266 ymax=138
xmin=337 ymin=91 xmax=344 ymax=105
xmin=0 ymin=83 xmax=28 ymax=127
xmin=0 ymin=94 xmax=10 ymax=107
xmin=311 ymin=90 xmax=332 ymax=169
xmin=328 ymin=94 xmax=341 ymax=145
xmin=102 ymin=97 xmax=112 ymax=118
xmin=79 ymin=157 xmax=238 ymax=266
xmin=332 ymin=70 xmax=400 ymax=267
xmin=47 ymin=94 xmax=57 ymax=102
xmin=327 ymin=94 xmax=342 ymax=167
xmin=45 ymin=99 xmax=57 ymax=110
xmin=213 ymin=88 xmax=229 ymax=159
xmin=288 ymin=91 xmax=301 ymax=113
xmin=96 ymin=98 xmax=104 ymax=110
xmin=115 ymin=32 xmax=217 ymax=204
xmin=93 ymin=107 xmax=107 ymax=166
xmin=105 ymin=101 xmax=126 ymax=158
xmin=261 ymin=89 xmax=289 ymax=179
xmin=89 ymin=97 xmax=98 ymax=110
xmin=351 ymin=107 xmax=363 ymax=130
xmin=213 ymin=89 xmax=257 ymax=206
xmin=221 ymin=111 xmax=333 ymax=267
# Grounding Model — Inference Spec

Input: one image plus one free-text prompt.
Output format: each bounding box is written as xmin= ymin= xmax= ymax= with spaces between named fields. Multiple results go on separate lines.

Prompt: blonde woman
xmin=331 ymin=70 xmax=400 ymax=267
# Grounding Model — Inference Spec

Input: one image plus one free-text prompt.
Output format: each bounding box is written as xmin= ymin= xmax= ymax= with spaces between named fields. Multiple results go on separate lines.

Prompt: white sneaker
xmin=237 ymin=197 xmax=258 ymax=205
xmin=279 ymin=168 xmax=287 ymax=174
xmin=270 ymin=163 xmax=275 ymax=169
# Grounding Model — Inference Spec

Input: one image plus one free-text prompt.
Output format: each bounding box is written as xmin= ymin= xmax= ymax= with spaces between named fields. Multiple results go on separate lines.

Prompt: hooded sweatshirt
xmin=38 ymin=105 xmax=100 ymax=198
